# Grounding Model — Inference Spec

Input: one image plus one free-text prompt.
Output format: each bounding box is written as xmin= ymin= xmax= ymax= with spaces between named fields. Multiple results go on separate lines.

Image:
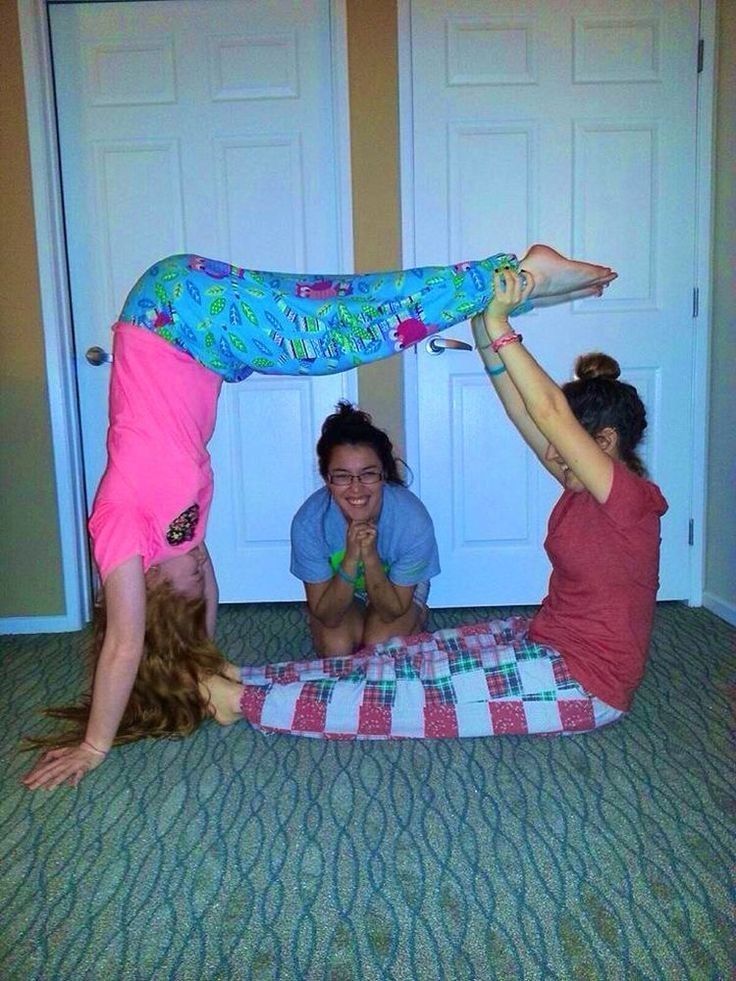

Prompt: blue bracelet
xmin=336 ymin=565 xmax=357 ymax=585
xmin=485 ymin=363 xmax=507 ymax=377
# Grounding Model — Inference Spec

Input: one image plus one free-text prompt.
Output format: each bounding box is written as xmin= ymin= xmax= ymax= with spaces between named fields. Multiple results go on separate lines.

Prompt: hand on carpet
xmin=22 ymin=742 xmax=106 ymax=791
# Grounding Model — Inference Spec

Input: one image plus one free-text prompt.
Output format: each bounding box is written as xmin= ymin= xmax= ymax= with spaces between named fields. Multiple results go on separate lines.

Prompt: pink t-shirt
xmin=529 ymin=461 xmax=668 ymax=712
xmin=88 ymin=322 xmax=222 ymax=581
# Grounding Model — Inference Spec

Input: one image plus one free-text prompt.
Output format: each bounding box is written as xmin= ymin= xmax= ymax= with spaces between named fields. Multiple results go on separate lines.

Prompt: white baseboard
xmin=0 ymin=612 xmax=84 ymax=636
xmin=702 ymin=591 xmax=736 ymax=627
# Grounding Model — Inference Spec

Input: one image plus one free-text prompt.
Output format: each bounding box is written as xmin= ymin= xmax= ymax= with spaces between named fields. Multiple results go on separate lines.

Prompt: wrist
xmin=335 ymin=564 xmax=357 ymax=586
xmin=482 ymin=312 xmax=513 ymax=340
xmin=82 ymin=739 xmax=108 ymax=758
xmin=490 ymin=330 xmax=523 ymax=354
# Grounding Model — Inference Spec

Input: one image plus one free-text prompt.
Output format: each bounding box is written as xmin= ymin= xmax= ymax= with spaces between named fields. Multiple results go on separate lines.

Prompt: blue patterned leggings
xmin=118 ymin=253 xmax=528 ymax=382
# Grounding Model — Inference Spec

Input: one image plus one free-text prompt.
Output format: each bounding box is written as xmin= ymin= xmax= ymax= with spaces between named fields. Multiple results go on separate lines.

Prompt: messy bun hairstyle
xmin=316 ymin=400 xmax=406 ymax=486
xmin=562 ymin=352 xmax=648 ymax=476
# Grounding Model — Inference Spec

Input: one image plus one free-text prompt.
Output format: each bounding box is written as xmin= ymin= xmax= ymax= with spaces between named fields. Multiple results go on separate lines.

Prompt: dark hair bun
xmin=574 ymin=352 xmax=621 ymax=382
xmin=321 ymin=400 xmax=373 ymax=436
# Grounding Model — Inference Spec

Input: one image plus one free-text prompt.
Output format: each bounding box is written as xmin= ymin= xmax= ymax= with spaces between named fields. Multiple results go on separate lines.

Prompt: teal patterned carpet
xmin=1 ymin=603 xmax=733 ymax=980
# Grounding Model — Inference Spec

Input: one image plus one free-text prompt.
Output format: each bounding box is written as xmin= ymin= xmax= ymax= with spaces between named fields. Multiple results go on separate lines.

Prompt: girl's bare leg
xmin=307 ymin=602 xmax=365 ymax=657
xmin=363 ymin=602 xmax=427 ymax=647
xmin=520 ymin=244 xmax=617 ymax=298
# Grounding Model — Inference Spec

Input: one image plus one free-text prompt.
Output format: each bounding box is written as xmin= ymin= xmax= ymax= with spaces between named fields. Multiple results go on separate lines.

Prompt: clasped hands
xmin=344 ymin=518 xmax=378 ymax=567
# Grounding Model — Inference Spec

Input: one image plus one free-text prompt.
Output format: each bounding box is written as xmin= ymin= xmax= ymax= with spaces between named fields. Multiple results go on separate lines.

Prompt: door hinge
xmin=697 ymin=38 xmax=704 ymax=73
xmin=688 ymin=519 xmax=694 ymax=546
xmin=692 ymin=287 xmax=699 ymax=319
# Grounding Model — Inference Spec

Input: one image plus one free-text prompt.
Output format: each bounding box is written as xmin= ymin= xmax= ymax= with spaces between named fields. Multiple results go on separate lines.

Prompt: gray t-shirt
xmin=290 ymin=483 xmax=440 ymax=595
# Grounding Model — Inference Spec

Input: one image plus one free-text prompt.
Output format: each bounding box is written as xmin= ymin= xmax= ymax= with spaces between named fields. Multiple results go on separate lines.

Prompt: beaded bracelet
xmin=491 ymin=331 xmax=523 ymax=354
xmin=336 ymin=565 xmax=357 ymax=585
xmin=484 ymin=363 xmax=507 ymax=377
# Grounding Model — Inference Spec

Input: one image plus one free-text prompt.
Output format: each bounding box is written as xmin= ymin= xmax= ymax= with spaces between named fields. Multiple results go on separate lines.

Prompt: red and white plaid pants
xmin=238 ymin=619 xmax=623 ymax=739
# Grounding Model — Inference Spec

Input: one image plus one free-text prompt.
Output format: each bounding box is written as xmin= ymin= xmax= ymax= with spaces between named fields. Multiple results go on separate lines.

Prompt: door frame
xmin=14 ymin=0 xmax=353 ymax=633
xmin=398 ymin=0 xmax=717 ymax=608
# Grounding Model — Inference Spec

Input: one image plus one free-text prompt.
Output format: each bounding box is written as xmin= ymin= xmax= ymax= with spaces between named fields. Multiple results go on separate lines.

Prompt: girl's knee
xmin=363 ymin=605 xmax=424 ymax=646
xmin=309 ymin=617 xmax=363 ymax=657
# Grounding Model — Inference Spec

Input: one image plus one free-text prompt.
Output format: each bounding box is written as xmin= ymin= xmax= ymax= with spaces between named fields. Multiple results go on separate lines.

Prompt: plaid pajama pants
xmin=238 ymin=619 xmax=623 ymax=739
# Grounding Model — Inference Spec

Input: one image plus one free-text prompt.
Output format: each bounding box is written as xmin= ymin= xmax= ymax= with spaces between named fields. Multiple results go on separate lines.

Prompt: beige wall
xmin=2 ymin=0 xmax=732 ymax=624
xmin=0 ymin=0 xmax=64 ymax=617
xmin=704 ymin=0 xmax=736 ymax=617
xmin=348 ymin=0 xmax=406 ymax=457
xmin=0 ymin=0 xmax=404 ymax=623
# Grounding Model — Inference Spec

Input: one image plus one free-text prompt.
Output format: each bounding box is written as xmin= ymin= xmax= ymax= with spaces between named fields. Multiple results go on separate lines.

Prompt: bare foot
xmin=198 ymin=674 xmax=243 ymax=726
xmin=520 ymin=244 xmax=617 ymax=298
xmin=530 ymin=281 xmax=610 ymax=308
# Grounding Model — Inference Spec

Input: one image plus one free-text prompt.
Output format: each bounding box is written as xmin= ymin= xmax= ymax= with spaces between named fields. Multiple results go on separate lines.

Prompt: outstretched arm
xmin=471 ymin=313 xmax=554 ymax=475
xmin=476 ymin=269 xmax=614 ymax=503
xmin=23 ymin=556 xmax=147 ymax=791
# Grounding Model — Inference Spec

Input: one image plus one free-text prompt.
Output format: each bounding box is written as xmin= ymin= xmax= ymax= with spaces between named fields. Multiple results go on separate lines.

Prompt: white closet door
xmin=406 ymin=0 xmax=699 ymax=605
xmin=51 ymin=0 xmax=354 ymax=601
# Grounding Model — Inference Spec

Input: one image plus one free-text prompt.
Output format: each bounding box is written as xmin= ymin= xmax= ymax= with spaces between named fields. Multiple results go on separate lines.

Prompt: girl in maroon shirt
xmin=177 ymin=270 xmax=667 ymax=741
xmin=472 ymin=270 xmax=667 ymax=715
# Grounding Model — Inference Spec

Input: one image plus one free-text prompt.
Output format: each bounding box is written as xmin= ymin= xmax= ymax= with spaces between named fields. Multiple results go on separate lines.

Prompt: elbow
xmin=99 ymin=635 xmax=145 ymax=671
xmin=112 ymin=647 xmax=145 ymax=671
xmin=529 ymin=389 xmax=568 ymax=427
xmin=378 ymin=599 xmax=410 ymax=623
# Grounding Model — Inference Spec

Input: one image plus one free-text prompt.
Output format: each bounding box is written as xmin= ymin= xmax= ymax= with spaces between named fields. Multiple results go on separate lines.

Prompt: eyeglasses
xmin=327 ymin=468 xmax=383 ymax=486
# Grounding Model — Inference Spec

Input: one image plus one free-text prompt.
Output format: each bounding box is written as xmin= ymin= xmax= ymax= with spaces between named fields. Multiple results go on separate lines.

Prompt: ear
xmin=595 ymin=426 xmax=620 ymax=457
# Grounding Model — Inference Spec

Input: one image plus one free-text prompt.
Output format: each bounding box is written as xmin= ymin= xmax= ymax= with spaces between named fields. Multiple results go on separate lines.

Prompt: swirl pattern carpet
xmin=1 ymin=603 xmax=732 ymax=980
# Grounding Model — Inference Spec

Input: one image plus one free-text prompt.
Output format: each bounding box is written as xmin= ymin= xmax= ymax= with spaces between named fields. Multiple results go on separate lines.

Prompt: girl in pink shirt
xmin=23 ymin=247 xmax=616 ymax=789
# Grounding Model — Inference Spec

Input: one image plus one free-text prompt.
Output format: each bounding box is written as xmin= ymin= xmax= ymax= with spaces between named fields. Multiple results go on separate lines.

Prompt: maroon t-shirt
xmin=529 ymin=461 xmax=668 ymax=712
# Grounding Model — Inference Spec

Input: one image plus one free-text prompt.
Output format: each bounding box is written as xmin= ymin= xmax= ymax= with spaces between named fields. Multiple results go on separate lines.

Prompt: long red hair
xmin=25 ymin=580 xmax=229 ymax=749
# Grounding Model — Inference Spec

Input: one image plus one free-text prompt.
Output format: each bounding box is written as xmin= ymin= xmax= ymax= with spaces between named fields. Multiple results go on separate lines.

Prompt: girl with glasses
xmin=290 ymin=402 xmax=440 ymax=656
xmin=23 ymin=245 xmax=615 ymax=789
xmin=191 ymin=274 xmax=666 ymax=739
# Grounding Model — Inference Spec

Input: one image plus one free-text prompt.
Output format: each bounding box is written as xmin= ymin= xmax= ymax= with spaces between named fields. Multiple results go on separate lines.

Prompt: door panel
xmin=408 ymin=0 xmax=698 ymax=605
xmin=51 ymin=0 xmax=354 ymax=601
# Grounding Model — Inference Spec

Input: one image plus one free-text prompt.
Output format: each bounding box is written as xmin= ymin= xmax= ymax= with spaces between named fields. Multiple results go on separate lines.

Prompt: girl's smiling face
xmin=326 ymin=443 xmax=384 ymax=522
